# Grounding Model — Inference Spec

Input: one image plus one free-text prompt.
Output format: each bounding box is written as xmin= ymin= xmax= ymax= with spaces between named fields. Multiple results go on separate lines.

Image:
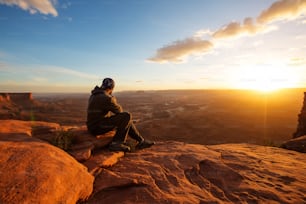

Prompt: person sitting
xmin=86 ymin=78 xmax=155 ymax=152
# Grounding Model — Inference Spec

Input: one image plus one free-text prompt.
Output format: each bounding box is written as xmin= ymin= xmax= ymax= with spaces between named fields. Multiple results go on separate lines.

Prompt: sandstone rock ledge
xmin=84 ymin=141 xmax=306 ymax=204
xmin=1 ymin=120 xmax=306 ymax=204
xmin=0 ymin=133 xmax=94 ymax=204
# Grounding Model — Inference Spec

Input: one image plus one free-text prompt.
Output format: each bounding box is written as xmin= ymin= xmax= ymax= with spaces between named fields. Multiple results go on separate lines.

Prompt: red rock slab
xmin=83 ymin=141 xmax=306 ymax=204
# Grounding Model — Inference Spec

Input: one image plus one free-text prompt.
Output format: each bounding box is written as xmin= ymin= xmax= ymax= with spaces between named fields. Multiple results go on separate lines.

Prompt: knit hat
xmin=101 ymin=78 xmax=115 ymax=89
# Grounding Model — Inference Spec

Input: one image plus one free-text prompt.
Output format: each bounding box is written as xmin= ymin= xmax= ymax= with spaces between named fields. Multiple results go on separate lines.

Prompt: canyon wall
xmin=293 ymin=92 xmax=306 ymax=138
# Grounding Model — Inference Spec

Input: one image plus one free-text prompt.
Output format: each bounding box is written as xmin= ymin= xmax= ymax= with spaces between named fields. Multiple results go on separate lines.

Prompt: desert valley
xmin=2 ymin=89 xmax=306 ymax=146
xmin=1 ymin=89 xmax=306 ymax=203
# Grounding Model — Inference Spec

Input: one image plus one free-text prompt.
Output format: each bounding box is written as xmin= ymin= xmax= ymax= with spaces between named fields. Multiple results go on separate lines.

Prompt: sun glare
xmin=252 ymin=82 xmax=279 ymax=93
xmin=230 ymin=64 xmax=299 ymax=93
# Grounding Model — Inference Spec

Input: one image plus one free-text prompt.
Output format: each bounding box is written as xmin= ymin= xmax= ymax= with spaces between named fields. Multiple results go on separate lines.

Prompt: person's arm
xmin=108 ymin=96 xmax=123 ymax=113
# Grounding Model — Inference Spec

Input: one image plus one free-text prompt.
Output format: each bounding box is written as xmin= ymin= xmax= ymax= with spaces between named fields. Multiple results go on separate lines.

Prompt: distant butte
xmin=0 ymin=92 xmax=33 ymax=103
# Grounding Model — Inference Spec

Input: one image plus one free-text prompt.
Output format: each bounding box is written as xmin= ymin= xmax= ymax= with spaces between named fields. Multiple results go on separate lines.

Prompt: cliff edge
xmin=0 ymin=120 xmax=305 ymax=204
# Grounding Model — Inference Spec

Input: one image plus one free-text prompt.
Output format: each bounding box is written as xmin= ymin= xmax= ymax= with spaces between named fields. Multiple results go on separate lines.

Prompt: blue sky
xmin=0 ymin=0 xmax=305 ymax=92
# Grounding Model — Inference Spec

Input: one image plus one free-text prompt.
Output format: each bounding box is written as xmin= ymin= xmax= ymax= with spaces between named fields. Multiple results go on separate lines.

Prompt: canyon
xmin=1 ymin=89 xmax=306 ymax=203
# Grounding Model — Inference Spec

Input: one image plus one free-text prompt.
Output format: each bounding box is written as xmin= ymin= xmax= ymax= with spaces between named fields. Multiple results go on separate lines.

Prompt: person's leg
xmin=100 ymin=112 xmax=132 ymax=152
xmin=101 ymin=112 xmax=155 ymax=151
xmin=128 ymin=121 xmax=144 ymax=142
xmin=107 ymin=112 xmax=131 ymax=143
xmin=126 ymin=114 xmax=155 ymax=149
xmin=109 ymin=112 xmax=144 ymax=142
xmin=91 ymin=125 xmax=115 ymax=136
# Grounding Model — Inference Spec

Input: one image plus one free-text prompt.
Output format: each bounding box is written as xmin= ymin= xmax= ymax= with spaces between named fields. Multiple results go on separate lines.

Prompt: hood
xmin=91 ymin=86 xmax=105 ymax=95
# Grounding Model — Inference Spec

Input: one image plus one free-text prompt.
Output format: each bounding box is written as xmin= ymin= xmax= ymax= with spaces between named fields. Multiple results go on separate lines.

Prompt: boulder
xmin=281 ymin=135 xmax=306 ymax=153
xmin=0 ymin=133 xmax=94 ymax=204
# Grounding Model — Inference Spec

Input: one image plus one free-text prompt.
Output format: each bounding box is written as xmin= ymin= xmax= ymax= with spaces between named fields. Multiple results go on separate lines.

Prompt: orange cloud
xmin=0 ymin=0 xmax=58 ymax=16
xmin=257 ymin=0 xmax=306 ymax=23
xmin=148 ymin=38 xmax=213 ymax=63
xmin=149 ymin=0 xmax=306 ymax=63
xmin=213 ymin=17 xmax=278 ymax=39
xmin=213 ymin=18 xmax=264 ymax=39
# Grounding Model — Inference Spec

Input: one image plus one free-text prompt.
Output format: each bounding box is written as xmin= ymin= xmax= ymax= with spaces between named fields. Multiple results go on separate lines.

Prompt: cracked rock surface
xmin=84 ymin=141 xmax=306 ymax=204
xmin=1 ymin=120 xmax=306 ymax=204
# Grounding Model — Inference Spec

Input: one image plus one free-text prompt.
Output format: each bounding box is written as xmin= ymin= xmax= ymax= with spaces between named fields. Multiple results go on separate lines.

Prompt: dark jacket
xmin=86 ymin=86 xmax=122 ymax=132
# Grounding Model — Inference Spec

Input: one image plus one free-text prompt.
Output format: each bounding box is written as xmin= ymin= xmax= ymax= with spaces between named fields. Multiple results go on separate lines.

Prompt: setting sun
xmin=252 ymin=83 xmax=279 ymax=93
xmin=231 ymin=64 xmax=299 ymax=92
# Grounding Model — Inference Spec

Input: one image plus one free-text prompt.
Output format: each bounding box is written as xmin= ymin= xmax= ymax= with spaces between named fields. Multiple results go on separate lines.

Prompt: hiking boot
xmin=109 ymin=142 xmax=131 ymax=152
xmin=136 ymin=139 xmax=155 ymax=150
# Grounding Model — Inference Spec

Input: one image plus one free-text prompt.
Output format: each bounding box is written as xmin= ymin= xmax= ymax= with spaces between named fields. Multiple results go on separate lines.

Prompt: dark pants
xmin=92 ymin=112 xmax=143 ymax=143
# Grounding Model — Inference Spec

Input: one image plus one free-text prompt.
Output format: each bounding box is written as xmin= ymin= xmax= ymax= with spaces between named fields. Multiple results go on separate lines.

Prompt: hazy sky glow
xmin=0 ymin=0 xmax=305 ymax=92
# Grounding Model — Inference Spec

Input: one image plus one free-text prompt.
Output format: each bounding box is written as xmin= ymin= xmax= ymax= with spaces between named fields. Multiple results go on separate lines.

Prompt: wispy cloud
xmin=149 ymin=0 xmax=306 ymax=63
xmin=44 ymin=66 xmax=98 ymax=80
xmin=0 ymin=62 xmax=98 ymax=80
xmin=148 ymin=38 xmax=213 ymax=63
xmin=212 ymin=18 xmax=277 ymax=39
xmin=0 ymin=0 xmax=58 ymax=16
xmin=0 ymin=62 xmax=100 ymax=92
xmin=257 ymin=0 xmax=306 ymax=23
xmin=193 ymin=29 xmax=213 ymax=38
xmin=31 ymin=76 xmax=48 ymax=82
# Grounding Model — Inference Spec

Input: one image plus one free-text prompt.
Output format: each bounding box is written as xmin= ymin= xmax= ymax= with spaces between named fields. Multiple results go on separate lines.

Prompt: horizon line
xmin=2 ymin=87 xmax=305 ymax=95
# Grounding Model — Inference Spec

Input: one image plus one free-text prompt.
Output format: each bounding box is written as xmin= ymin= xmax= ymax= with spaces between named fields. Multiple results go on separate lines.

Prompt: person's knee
xmin=119 ymin=112 xmax=131 ymax=122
